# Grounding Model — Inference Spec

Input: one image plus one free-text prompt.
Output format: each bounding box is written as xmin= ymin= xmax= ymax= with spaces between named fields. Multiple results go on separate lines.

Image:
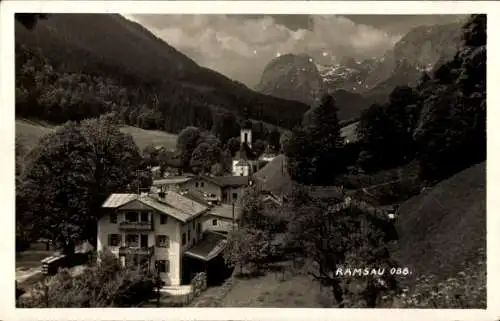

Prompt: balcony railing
xmin=119 ymin=221 xmax=153 ymax=231
xmin=118 ymin=246 xmax=155 ymax=257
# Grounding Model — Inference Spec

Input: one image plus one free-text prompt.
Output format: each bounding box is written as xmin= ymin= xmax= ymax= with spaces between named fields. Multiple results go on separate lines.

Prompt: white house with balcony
xmin=98 ymin=191 xmax=232 ymax=287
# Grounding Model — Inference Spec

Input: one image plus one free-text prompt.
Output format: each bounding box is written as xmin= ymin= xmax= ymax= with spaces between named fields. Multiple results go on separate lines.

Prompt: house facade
xmin=201 ymin=204 xmax=243 ymax=234
xmin=98 ymin=191 xmax=215 ymax=287
xmin=151 ymin=175 xmax=250 ymax=206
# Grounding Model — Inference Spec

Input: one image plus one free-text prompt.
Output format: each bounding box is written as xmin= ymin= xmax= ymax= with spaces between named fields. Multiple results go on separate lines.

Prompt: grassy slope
xmin=394 ymin=161 xmax=486 ymax=282
xmin=16 ymin=119 xmax=178 ymax=151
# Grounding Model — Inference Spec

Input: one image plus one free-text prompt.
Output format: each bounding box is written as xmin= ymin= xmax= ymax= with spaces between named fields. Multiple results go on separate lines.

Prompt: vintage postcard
xmin=1 ymin=1 xmax=499 ymax=321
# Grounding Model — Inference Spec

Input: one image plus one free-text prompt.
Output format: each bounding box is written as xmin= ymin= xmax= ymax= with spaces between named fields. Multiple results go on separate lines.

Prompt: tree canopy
xmin=17 ymin=114 xmax=149 ymax=252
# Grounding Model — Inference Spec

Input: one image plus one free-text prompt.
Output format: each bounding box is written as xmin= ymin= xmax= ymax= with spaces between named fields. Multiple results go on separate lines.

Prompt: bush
xmin=391 ymin=252 xmax=486 ymax=308
xmin=19 ymin=249 xmax=157 ymax=307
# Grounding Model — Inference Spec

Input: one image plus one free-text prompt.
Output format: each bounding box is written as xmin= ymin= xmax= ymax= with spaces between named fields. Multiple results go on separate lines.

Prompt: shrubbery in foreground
xmin=18 ymin=250 xmax=158 ymax=307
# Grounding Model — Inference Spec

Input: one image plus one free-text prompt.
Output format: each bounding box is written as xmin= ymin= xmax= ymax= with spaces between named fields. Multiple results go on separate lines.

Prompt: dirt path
xmin=16 ymin=267 xmax=42 ymax=284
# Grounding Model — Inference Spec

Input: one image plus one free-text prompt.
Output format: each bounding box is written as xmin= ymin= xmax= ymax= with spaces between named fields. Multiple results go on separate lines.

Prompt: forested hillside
xmin=15 ymin=14 xmax=309 ymax=140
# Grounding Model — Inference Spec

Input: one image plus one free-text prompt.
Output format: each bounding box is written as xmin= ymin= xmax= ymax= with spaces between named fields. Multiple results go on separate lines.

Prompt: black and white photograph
xmin=0 ymin=0 xmax=496 ymax=318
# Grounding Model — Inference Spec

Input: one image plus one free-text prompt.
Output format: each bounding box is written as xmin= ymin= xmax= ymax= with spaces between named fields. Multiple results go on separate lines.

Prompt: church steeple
xmin=240 ymin=119 xmax=252 ymax=149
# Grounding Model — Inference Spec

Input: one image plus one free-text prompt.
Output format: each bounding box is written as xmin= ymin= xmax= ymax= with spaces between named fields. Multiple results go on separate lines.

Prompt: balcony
xmin=119 ymin=221 xmax=153 ymax=231
xmin=118 ymin=246 xmax=155 ymax=257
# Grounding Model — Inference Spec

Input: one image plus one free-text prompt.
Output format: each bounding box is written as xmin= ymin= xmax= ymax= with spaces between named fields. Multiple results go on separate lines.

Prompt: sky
xmin=124 ymin=14 xmax=466 ymax=87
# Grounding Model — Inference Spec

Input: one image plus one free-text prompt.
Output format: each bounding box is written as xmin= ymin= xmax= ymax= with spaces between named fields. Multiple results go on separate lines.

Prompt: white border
xmin=1 ymin=1 xmax=499 ymax=321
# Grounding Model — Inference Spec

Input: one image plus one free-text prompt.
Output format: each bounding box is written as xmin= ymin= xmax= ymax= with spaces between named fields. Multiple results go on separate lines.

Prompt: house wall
xmin=97 ymin=213 xmax=121 ymax=258
xmin=183 ymin=178 xmax=222 ymax=201
xmin=221 ymin=186 xmax=246 ymax=205
xmin=232 ymin=161 xmax=249 ymax=176
xmin=153 ymin=212 xmax=182 ymax=286
xmin=97 ymin=203 xmax=184 ymax=286
xmin=153 ymin=183 xmax=183 ymax=193
xmin=201 ymin=214 xmax=237 ymax=233
xmin=180 ymin=217 xmax=203 ymax=252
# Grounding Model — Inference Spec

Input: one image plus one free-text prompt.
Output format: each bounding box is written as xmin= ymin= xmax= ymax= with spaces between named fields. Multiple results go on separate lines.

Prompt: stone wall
xmin=191 ymin=268 xmax=238 ymax=307
xmin=190 ymin=272 xmax=207 ymax=297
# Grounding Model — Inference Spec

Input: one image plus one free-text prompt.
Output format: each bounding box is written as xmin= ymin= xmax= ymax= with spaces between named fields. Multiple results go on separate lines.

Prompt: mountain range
xmin=15 ymin=14 xmax=310 ymax=131
xmin=255 ymin=20 xmax=465 ymax=121
xmin=15 ymin=14 xmax=467 ymax=132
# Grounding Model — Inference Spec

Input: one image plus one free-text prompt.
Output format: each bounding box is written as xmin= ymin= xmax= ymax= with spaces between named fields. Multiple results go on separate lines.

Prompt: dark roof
xmin=206 ymin=175 xmax=250 ymax=188
xmin=184 ymin=231 xmax=228 ymax=261
xmin=253 ymin=154 xmax=293 ymax=197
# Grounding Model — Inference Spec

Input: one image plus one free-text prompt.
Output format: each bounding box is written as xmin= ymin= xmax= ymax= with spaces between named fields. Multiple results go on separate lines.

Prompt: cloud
xmin=123 ymin=14 xmax=461 ymax=87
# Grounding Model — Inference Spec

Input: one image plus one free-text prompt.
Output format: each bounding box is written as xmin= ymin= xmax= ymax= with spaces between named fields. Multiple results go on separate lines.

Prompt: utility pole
xmin=136 ymin=169 xmax=149 ymax=194
xmin=232 ymin=202 xmax=235 ymax=232
xmin=155 ymin=262 xmax=160 ymax=307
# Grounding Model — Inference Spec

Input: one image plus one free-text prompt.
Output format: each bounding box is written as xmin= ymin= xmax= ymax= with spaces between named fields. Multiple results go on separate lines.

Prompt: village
xmin=12 ymin=12 xmax=486 ymax=310
xmin=15 ymin=121 xmax=399 ymax=307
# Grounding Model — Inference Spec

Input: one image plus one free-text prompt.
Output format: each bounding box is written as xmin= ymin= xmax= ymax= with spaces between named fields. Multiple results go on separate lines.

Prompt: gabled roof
xmin=184 ymin=231 xmax=228 ymax=262
xmin=210 ymin=175 xmax=250 ymax=187
xmin=152 ymin=176 xmax=193 ymax=186
xmin=153 ymin=191 xmax=208 ymax=218
xmin=101 ymin=191 xmax=209 ymax=223
xmin=102 ymin=193 xmax=138 ymax=208
xmin=253 ymin=154 xmax=293 ymax=197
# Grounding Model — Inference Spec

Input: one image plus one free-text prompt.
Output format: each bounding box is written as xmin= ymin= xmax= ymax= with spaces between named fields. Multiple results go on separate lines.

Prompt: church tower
xmin=232 ymin=120 xmax=254 ymax=176
xmin=240 ymin=122 xmax=252 ymax=149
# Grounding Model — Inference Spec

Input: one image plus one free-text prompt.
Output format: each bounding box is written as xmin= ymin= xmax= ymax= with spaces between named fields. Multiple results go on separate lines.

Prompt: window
xmin=108 ymin=234 xmax=121 ymax=246
xmin=195 ymin=182 xmax=199 ymax=188
xmin=109 ymin=213 xmax=117 ymax=223
xmin=200 ymin=182 xmax=204 ymax=188
xmin=126 ymin=234 xmax=139 ymax=247
xmin=197 ymin=222 xmax=201 ymax=235
xmin=140 ymin=212 xmax=149 ymax=222
xmin=125 ymin=212 xmax=138 ymax=222
xmin=140 ymin=234 xmax=148 ymax=248
xmin=212 ymin=219 xmax=217 ymax=226
xmin=232 ymin=193 xmax=238 ymax=201
xmin=182 ymin=233 xmax=186 ymax=245
xmin=156 ymin=260 xmax=169 ymax=273
xmin=187 ymin=230 xmax=191 ymax=242
xmin=156 ymin=235 xmax=169 ymax=248
xmin=160 ymin=214 xmax=168 ymax=225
